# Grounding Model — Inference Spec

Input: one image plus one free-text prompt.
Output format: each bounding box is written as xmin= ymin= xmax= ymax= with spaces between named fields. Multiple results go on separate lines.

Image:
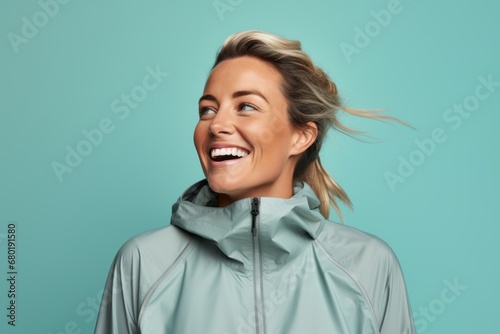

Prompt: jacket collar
xmin=170 ymin=179 xmax=327 ymax=270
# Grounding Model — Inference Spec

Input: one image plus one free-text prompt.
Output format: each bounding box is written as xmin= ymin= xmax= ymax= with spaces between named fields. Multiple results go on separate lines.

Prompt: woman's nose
xmin=209 ymin=108 xmax=234 ymax=136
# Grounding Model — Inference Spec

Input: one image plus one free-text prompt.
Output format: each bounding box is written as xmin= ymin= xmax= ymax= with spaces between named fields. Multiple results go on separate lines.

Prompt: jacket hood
xmin=171 ymin=179 xmax=327 ymax=270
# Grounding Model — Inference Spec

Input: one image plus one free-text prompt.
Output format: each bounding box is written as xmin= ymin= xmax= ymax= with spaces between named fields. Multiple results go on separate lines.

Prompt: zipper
xmin=251 ymin=197 xmax=259 ymax=236
xmin=251 ymin=197 xmax=266 ymax=334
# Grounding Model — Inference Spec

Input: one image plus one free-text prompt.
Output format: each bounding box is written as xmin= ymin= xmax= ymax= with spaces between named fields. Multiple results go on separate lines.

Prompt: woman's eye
xmin=239 ymin=103 xmax=255 ymax=111
xmin=199 ymin=107 xmax=215 ymax=116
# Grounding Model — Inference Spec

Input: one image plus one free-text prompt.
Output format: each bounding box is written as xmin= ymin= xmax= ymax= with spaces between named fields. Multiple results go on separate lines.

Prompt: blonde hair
xmin=212 ymin=30 xmax=399 ymax=221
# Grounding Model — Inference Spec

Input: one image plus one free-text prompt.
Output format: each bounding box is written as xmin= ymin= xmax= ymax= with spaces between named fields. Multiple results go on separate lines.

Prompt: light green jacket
xmin=95 ymin=180 xmax=416 ymax=333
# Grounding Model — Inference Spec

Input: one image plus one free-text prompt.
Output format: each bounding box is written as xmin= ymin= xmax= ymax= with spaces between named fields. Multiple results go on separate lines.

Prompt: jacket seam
xmin=137 ymin=240 xmax=195 ymax=327
xmin=314 ymin=239 xmax=381 ymax=332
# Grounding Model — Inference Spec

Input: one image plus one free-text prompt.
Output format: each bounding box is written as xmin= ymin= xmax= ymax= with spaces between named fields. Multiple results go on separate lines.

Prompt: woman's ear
xmin=290 ymin=122 xmax=318 ymax=156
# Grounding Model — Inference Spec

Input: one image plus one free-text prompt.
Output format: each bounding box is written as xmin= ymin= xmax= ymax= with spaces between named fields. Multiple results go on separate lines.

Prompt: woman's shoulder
xmin=315 ymin=220 xmax=401 ymax=278
xmin=318 ymin=220 xmax=396 ymax=252
xmin=111 ymin=224 xmax=194 ymax=273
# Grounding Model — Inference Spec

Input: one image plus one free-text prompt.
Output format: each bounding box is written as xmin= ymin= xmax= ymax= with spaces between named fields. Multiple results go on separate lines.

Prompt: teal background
xmin=1 ymin=0 xmax=499 ymax=333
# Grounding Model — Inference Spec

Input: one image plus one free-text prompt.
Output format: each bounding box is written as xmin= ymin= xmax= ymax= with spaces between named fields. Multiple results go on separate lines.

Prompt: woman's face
xmin=194 ymin=56 xmax=311 ymax=206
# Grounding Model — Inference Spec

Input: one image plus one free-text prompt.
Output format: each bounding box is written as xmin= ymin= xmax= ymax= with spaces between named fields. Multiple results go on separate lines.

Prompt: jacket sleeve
xmin=94 ymin=240 xmax=142 ymax=334
xmin=378 ymin=253 xmax=416 ymax=334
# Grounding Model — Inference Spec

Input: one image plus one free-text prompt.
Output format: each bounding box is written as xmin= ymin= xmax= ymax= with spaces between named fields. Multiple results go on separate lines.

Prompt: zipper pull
xmin=251 ymin=197 xmax=260 ymax=237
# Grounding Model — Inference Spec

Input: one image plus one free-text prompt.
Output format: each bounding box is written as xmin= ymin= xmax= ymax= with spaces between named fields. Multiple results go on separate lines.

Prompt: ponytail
xmin=302 ymin=158 xmax=352 ymax=221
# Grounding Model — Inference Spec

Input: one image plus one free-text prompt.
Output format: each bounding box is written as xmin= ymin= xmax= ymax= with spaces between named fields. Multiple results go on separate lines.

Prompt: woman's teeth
xmin=211 ymin=147 xmax=248 ymax=160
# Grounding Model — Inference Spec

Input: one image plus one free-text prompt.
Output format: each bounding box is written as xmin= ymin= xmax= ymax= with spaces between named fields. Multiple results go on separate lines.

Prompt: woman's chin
xmin=206 ymin=174 xmax=242 ymax=193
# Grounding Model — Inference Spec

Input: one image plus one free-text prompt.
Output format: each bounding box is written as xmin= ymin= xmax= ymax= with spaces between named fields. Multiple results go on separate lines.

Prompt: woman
xmin=95 ymin=30 xmax=416 ymax=334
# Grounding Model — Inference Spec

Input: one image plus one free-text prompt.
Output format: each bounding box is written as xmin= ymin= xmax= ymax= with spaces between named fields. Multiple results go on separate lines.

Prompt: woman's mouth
xmin=210 ymin=147 xmax=249 ymax=162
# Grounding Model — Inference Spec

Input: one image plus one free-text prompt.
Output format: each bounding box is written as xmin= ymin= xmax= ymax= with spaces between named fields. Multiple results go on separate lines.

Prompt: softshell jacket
xmin=95 ymin=180 xmax=416 ymax=334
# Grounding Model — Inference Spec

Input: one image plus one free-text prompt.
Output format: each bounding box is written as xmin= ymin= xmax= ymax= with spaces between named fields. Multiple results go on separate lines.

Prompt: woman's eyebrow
xmin=198 ymin=90 xmax=269 ymax=104
xmin=198 ymin=94 xmax=216 ymax=104
xmin=232 ymin=90 xmax=269 ymax=104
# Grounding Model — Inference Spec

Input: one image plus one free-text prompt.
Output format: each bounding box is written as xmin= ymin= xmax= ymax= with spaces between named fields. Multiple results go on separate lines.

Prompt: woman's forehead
xmin=203 ymin=56 xmax=283 ymax=96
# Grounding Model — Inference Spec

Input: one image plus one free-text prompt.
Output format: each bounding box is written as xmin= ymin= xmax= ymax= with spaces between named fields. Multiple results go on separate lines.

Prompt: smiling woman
xmin=195 ymin=56 xmax=312 ymax=207
xmin=94 ymin=30 xmax=416 ymax=334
